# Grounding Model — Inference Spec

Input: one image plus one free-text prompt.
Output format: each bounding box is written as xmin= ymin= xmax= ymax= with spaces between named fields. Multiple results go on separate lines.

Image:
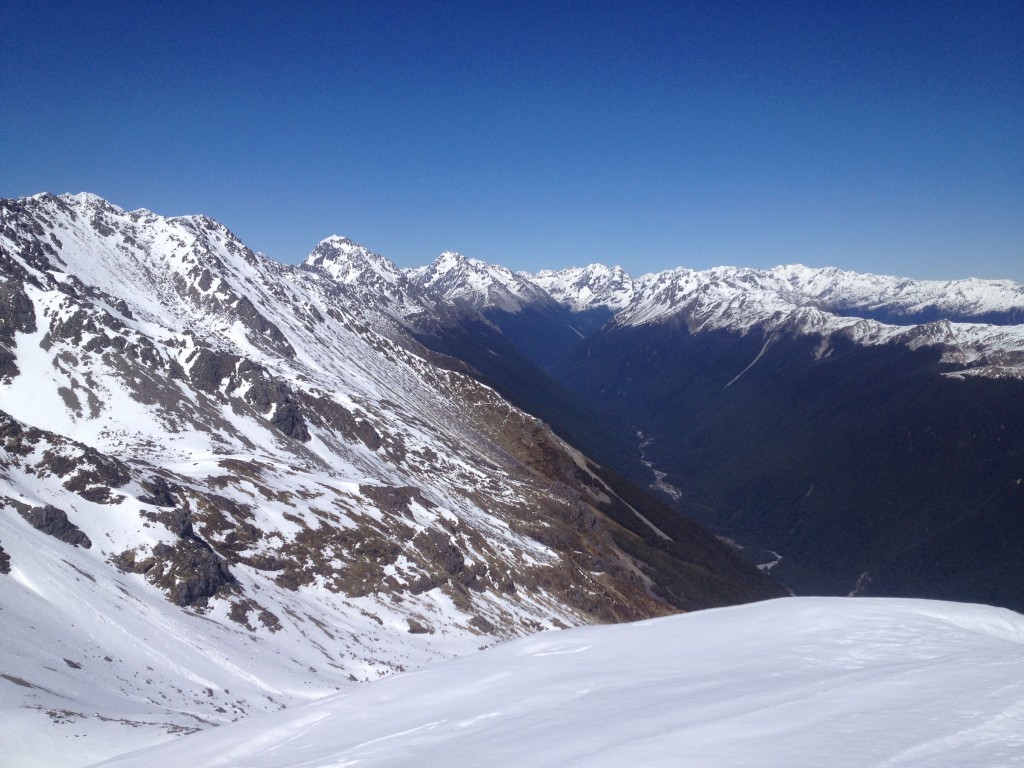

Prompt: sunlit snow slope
xmin=517 ymin=263 xmax=1024 ymax=377
xmin=0 ymin=192 xmax=780 ymax=767
xmin=90 ymin=597 xmax=1024 ymax=768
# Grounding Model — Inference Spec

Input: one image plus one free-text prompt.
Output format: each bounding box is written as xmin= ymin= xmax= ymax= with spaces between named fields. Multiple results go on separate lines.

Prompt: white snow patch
xmin=86 ymin=597 xmax=1024 ymax=768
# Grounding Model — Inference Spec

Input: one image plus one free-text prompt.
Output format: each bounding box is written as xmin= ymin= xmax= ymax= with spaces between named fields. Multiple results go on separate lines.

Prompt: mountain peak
xmin=317 ymin=233 xmax=359 ymax=248
xmin=304 ymin=235 xmax=403 ymax=287
xmin=530 ymin=263 xmax=638 ymax=312
xmin=59 ymin=191 xmax=119 ymax=208
xmin=436 ymin=249 xmax=469 ymax=266
xmin=408 ymin=252 xmax=549 ymax=312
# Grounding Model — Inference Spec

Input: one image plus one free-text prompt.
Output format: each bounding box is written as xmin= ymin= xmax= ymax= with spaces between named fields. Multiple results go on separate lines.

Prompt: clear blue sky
xmin=3 ymin=1 xmax=1022 ymax=279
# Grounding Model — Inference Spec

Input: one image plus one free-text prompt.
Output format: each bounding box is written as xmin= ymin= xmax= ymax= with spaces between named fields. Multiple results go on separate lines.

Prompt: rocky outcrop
xmin=17 ymin=504 xmax=92 ymax=548
xmin=113 ymin=539 xmax=235 ymax=608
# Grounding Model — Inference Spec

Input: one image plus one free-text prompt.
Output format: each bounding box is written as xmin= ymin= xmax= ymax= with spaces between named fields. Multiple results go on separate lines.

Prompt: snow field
xmin=87 ymin=597 xmax=1024 ymax=768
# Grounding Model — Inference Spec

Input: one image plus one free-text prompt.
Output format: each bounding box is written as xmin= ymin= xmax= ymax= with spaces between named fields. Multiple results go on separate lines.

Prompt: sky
xmin=2 ymin=1 xmax=1022 ymax=280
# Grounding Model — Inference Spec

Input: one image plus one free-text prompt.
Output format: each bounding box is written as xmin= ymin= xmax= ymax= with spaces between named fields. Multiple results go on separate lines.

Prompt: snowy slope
xmin=769 ymin=264 xmax=1024 ymax=320
xmin=88 ymin=597 xmax=1024 ymax=768
xmin=407 ymin=251 xmax=554 ymax=313
xmin=301 ymin=235 xmax=435 ymax=327
xmin=529 ymin=263 xmax=637 ymax=312
xmin=414 ymin=256 xmax=1024 ymax=377
xmin=611 ymin=266 xmax=1024 ymax=377
xmin=5 ymin=193 xmax=772 ymax=767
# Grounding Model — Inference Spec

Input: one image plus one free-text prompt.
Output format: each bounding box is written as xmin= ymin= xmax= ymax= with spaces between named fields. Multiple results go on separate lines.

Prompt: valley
xmin=2 ymin=191 xmax=1022 ymax=765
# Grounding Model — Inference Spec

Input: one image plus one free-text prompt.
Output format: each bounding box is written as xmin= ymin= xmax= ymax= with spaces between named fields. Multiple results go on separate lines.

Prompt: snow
xmin=86 ymin=597 xmax=1024 ymax=768
xmin=2 ymin=192 xmax=653 ymax=766
xmin=415 ymin=255 xmax=1007 ymax=377
xmin=303 ymin=236 xmax=405 ymax=288
xmin=407 ymin=251 xmax=553 ymax=313
xmin=4 ymin=191 xmax=1024 ymax=766
xmin=614 ymin=264 xmax=1024 ymax=336
xmin=279 ymin=225 xmax=1024 ymax=378
xmin=769 ymin=264 xmax=1024 ymax=317
xmin=479 ymin=262 xmax=1024 ymax=377
xmin=529 ymin=263 xmax=638 ymax=311
xmin=602 ymin=265 xmax=1024 ymax=375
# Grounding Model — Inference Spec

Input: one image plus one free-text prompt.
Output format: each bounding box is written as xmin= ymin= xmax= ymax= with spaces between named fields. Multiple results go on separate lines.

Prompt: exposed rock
xmin=468 ymin=615 xmax=495 ymax=634
xmin=242 ymin=553 xmax=287 ymax=572
xmin=0 ymin=543 xmax=10 ymax=574
xmin=138 ymin=475 xmax=180 ymax=508
xmin=187 ymin=348 xmax=240 ymax=394
xmin=0 ymin=276 xmax=36 ymax=378
xmin=355 ymin=420 xmax=383 ymax=451
xmin=413 ymin=528 xmax=466 ymax=577
xmin=113 ymin=539 xmax=236 ymax=608
xmin=244 ymin=375 xmax=290 ymax=410
xmin=113 ymin=298 xmax=134 ymax=320
xmin=163 ymin=508 xmax=195 ymax=538
xmin=407 ymin=618 xmax=432 ymax=634
xmin=0 ymin=273 xmax=37 ymax=339
xmin=39 ymin=445 xmax=130 ymax=504
xmin=0 ymin=346 xmax=17 ymax=381
xmin=305 ymin=395 xmax=382 ymax=450
xmin=359 ymin=484 xmax=433 ymax=517
xmin=18 ymin=504 xmax=92 ymax=549
xmin=269 ymin=402 xmax=310 ymax=442
xmin=227 ymin=598 xmax=282 ymax=633
xmin=0 ymin=414 xmax=46 ymax=455
xmin=238 ymin=366 xmax=310 ymax=442
xmin=234 ymin=296 xmax=295 ymax=358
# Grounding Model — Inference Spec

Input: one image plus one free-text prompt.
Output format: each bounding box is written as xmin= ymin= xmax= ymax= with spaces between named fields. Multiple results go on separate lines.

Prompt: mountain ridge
xmin=297 ymin=227 xmax=1024 ymax=378
xmin=285 ymin=216 xmax=1024 ymax=610
xmin=0 ymin=191 xmax=783 ymax=766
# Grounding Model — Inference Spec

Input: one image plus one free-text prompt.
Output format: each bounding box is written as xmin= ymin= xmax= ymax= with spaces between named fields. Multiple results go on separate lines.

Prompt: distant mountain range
xmin=0 ymin=192 xmax=779 ymax=766
xmin=298 ymin=215 xmax=1024 ymax=610
xmin=2 ymin=191 xmax=1022 ymax=765
xmin=381 ymin=245 xmax=1024 ymax=609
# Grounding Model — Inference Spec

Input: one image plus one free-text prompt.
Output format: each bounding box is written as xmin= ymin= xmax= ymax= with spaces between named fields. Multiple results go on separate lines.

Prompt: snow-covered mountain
xmin=301 ymin=235 xmax=436 ymax=328
xmin=504 ymin=262 xmax=1024 ymax=378
xmin=88 ymin=597 xmax=1024 ymax=768
xmin=315 ymin=239 xmax=1024 ymax=380
xmin=605 ymin=265 xmax=1024 ymax=377
xmin=529 ymin=263 xmax=637 ymax=312
xmin=407 ymin=251 xmax=555 ymax=313
xmin=0 ymin=193 xmax=780 ymax=767
xmin=395 ymin=250 xmax=1024 ymax=609
xmin=532 ymin=261 xmax=1024 ymax=327
xmin=4 ymin=190 xmax=1024 ymax=767
xmin=770 ymin=263 xmax=1024 ymax=323
xmin=304 ymin=235 xmax=404 ymax=288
